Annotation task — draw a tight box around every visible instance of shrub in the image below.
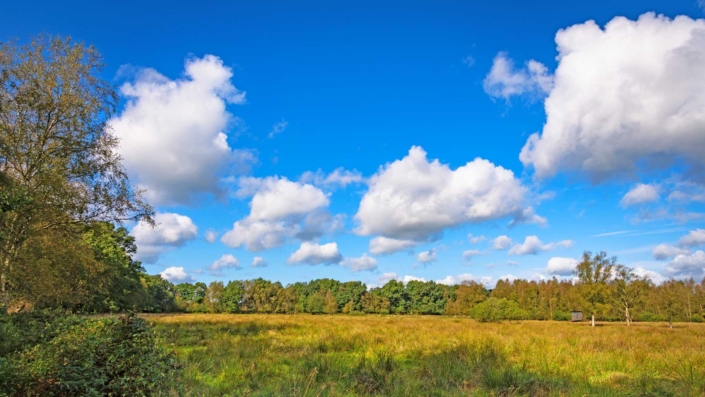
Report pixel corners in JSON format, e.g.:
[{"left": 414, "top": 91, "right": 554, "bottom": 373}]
[
  {"left": 470, "top": 298, "right": 527, "bottom": 322},
  {"left": 691, "top": 314, "right": 704, "bottom": 323},
  {"left": 0, "top": 312, "right": 179, "bottom": 396},
  {"left": 635, "top": 312, "right": 668, "bottom": 323},
  {"left": 553, "top": 311, "right": 571, "bottom": 321}
]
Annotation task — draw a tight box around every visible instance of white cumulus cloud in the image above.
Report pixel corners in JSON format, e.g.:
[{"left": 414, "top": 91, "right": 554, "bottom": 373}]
[
  {"left": 483, "top": 52, "right": 553, "bottom": 101},
  {"left": 207, "top": 254, "right": 240, "bottom": 276},
  {"left": 287, "top": 242, "right": 343, "bottom": 265},
  {"left": 517, "top": 13, "right": 705, "bottom": 182},
  {"left": 546, "top": 257, "right": 579, "bottom": 276},
  {"left": 160, "top": 266, "right": 195, "bottom": 283},
  {"left": 468, "top": 234, "right": 486, "bottom": 244},
  {"left": 678, "top": 229, "right": 705, "bottom": 248},
  {"left": 205, "top": 229, "right": 218, "bottom": 243},
  {"left": 111, "top": 55, "right": 253, "bottom": 205},
  {"left": 436, "top": 274, "right": 493, "bottom": 286},
  {"left": 462, "top": 249, "right": 485, "bottom": 260},
  {"left": 417, "top": 249, "right": 437, "bottom": 263},
  {"left": 251, "top": 257, "right": 269, "bottom": 267},
  {"left": 620, "top": 184, "right": 660, "bottom": 207},
  {"left": 355, "top": 146, "right": 538, "bottom": 243},
  {"left": 652, "top": 244, "right": 690, "bottom": 260},
  {"left": 131, "top": 212, "right": 198, "bottom": 263},
  {"left": 493, "top": 235, "right": 513, "bottom": 250},
  {"left": 509, "top": 236, "right": 573, "bottom": 256},
  {"left": 666, "top": 250, "right": 705, "bottom": 277},
  {"left": 369, "top": 236, "right": 417, "bottom": 256},
  {"left": 341, "top": 254, "right": 378, "bottom": 272},
  {"left": 222, "top": 177, "right": 334, "bottom": 251}
]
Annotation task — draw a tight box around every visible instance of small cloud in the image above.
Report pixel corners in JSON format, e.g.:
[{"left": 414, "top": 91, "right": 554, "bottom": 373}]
[
  {"left": 369, "top": 237, "right": 417, "bottom": 256},
  {"left": 207, "top": 254, "right": 241, "bottom": 276},
  {"left": 287, "top": 242, "right": 343, "bottom": 265},
  {"left": 205, "top": 229, "right": 218, "bottom": 243},
  {"left": 160, "top": 266, "right": 195, "bottom": 283},
  {"left": 652, "top": 244, "right": 690, "bottom": 261},
  {"left": 417, "top": 249, "right": 437, "bottom": 264},
  {"left": 300, "top": 168, "right": 364, "bottom": 189},
  {"left": 341, "top": 254, "right": 378, "bottom": 272},
  {"left": 507, "top": 260, "right": 519, "bottom": 266},
  {"left": 493, "top": 235, "right": 513, "bottom": 250},
  {"left": 268, "top": 120, "right": 288, "bottom": 138},
  {"left": 251, "top": 257, "right": 269, "bottom": 267},
  {"left": 462, "top": 55, "right": 475, "bottom": 67},
  {"left": 509, "top": 236, "right": 573, "bottom": 256},
  {"left": 436, "top": 274, "right": 492, "bottom": 286},
  {"left": 546, "top": 257, "right": 578, "bottom": 276},
  {"left": 462, "top": 249, "right": 485, "bottom": 260},
  {"left": 666, "top": 250, "right": 705, "bottom": 277},
  {"left": 678, "top": 229, "right": 705, "bottom": 248},
  {"left": 620, "top": 183, "right": 660, "bottom": 207},
  {"left": 468, "top": 233, "right": 486, "bottom": 244}
]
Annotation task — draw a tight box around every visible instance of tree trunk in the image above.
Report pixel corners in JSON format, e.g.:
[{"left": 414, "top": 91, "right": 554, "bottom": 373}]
[
  {"left": 625, "top": 306, "right": 631, "bottom": 326},
  {"left": 591, "top": 313, "right": 595, "bottom": 327},
  {"left": 1, "top": 271, "right": 8, "bottom": 314}
]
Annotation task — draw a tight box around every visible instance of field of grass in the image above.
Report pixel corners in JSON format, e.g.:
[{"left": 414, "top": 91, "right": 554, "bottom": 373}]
[{"left": 145, "top": 314, "right": 705, "bottom": 396}]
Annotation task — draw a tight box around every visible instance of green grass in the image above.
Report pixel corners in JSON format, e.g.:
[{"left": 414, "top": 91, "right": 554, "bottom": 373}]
[{"left": 144, "top": 314, "right": 705, "bottom": 396}]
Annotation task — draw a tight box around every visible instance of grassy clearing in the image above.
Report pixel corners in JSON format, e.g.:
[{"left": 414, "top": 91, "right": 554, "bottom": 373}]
[{"left": 145, "top": 314, "right": 705, "bottom": 396}]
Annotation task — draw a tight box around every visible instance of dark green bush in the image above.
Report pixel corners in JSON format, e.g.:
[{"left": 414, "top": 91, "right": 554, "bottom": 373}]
[
  {"left": 635, "top": 312, "right": 668, "bottom": 323},
  {"left": 552, "top": 311, "right": 571, "bottom": 321},
  {"left": 691, "top": 314, "right": 704, "bottom": 323},
  {"left": 0, "top": 312, "right": 179, "bottom": 396}
]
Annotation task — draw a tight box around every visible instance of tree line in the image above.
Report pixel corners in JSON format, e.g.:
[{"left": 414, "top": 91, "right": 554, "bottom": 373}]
[{"left": 149, "top": 251, "right": 704, "bottom": 326}]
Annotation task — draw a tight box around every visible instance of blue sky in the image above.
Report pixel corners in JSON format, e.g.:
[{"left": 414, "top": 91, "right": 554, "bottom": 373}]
[{"left": 3, "top": 0, "right": 705, "bottom": 286}]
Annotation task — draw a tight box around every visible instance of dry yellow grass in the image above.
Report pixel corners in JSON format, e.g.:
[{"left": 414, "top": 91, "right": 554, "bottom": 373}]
[{"left": 144, "top": 314, "right": 705, "bottom": 396}]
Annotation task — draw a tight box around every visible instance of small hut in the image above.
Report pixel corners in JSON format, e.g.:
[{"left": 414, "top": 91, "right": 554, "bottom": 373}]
[{"left": 570, "top": 311, "right": 583, "bottom": 322}]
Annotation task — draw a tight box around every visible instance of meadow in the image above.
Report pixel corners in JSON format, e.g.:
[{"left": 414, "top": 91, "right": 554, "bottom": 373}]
[{"left": 146, "top": 314, "right": 705, "bottom": 396}]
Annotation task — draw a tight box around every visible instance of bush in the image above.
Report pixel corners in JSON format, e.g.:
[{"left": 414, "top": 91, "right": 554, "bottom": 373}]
[
  {"left": 635, "top": 312, "right": 668, "bottom": 323},
  {"left": 470, "top": 298, "right": 527, "bottom": 323},
  {"left": 691, "top": 314, "right": 704, "bottom": 323},
  {"left": 552, "top": 311, "right": 571, "bottom": 321},
  {"left": 0, "top": 312, "right": 179, "bottom": 396}
]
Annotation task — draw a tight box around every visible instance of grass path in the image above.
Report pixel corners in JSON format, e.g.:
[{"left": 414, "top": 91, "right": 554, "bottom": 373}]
[{"left": 144, "top": 314, "right": 705, "bottom": 396}]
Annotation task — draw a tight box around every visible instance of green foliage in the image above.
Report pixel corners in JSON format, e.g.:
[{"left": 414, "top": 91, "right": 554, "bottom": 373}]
[
  {"left": 0, "top": 311, "right": 178, "bottom": 396},
  {"left": 470, "top": 298, "right": 527, "bottom": 322},
  {"left": 141, "top": 275, "right": 178, "bottom": 313},
  {"left": 552, "top": 310, "right": 571, "bottom": 321}
]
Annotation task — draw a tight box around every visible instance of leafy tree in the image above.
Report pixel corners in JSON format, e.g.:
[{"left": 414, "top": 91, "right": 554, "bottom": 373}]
[
  {"left": 405, "top": 280, "right": 448, "bottom": 314},
  {"left": 0, "top": 36, "right": 152, "bottom": 311},
  {"left": 324, "top": 290, "right": 338, "bottom": 314},
  {"left": 307, "top": 291, "right": 325, "bottom": 314},
  {"left": 446, "top": 281, "right": 487, "bottom": 315},
  {"left": 378, "top": 280, "right": 408, "bottom": 314},
  {"left": 222, "top": 280, "right": 244, "bottom": 313},
  {"left": 205, "top": 281, "right": 225, "bottom": 313},
  {"left": 141, "top": 275, "right": 177, "bottom": 313},
  {"left": 612, "top": 265, "right": 650, "bottom": 326},
  {"left": 658, "top": 280, "right": 683, "bottom": 328},
  {"left": 574, "top": 251, "right": 614, "bottom": 326}
]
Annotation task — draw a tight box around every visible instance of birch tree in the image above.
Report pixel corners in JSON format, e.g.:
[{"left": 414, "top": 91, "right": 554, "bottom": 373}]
[{"left": 574, "top": 251, "right": 614, "bottom": 327}]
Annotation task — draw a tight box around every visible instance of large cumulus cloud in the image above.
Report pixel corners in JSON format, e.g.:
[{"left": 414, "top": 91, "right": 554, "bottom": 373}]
[
  {"left": 355, "top": 146, "right": 540, "bottom": 254},
  {"left": 111, "top": 55, "right": 254, "bottom": 205},
  {"left": 510, "top": 13, "right": 705, "bottom": 182}
]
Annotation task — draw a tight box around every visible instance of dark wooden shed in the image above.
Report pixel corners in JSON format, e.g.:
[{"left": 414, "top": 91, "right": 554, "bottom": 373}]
[{"left": 571, "top": 311, "right": 583, "bottom": 322}]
